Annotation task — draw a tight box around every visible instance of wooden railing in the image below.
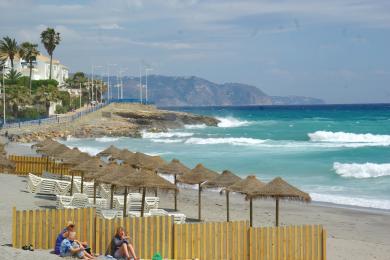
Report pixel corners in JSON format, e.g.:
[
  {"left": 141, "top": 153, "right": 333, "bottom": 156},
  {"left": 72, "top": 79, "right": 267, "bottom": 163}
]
[
  {"left": 12, "top": 207, "right": 327, "bottom": 259},
  {"left": 8, "top": 155, "right": 82, "bottom": 177}
]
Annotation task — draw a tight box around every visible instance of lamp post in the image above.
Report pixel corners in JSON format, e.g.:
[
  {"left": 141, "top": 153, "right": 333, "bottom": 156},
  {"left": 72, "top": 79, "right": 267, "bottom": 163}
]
[
  {"left": 145, "top": 68, "right": 153, "bottom": 104},
  {"left": 91, "top": 65, "right": 103, "bottom": 103},
  {"left": 2, "top": 65, "right": 7, "bottom": 125},
  {"left": 79, "top": 82, "right": 82, "bottom": 108},
  {"left": 139, "top": 66, "right": 142, "bottom": 103},
  {"left": 107, "top": 64, "right": 117, "bottom": 102}
]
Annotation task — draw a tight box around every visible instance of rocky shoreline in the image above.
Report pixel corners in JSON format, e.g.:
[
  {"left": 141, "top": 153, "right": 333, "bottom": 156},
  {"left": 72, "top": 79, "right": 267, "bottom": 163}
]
[{"left": 3, "top": 103, "right": 219, "bottom": 143}]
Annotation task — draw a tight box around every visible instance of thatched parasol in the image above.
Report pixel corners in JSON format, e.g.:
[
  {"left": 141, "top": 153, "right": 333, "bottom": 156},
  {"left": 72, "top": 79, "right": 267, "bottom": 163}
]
[
  {"left": 97, "top": 164, "right": 136, "bottom": 209},
  {"left": 0, "top": 155, "right": 15, "bottom": 173},
  {"left": 123, "top": 152, "right": 166, "bottom": 171},
  {"left": 36, "top": 143, "right": 70, "bottom": 156},
  {"left": 69, "top": 157, "right": 106, "bottom": 195},
  {"left": 227, "top": 175, "right": 265, "bottom": 227},
  {"left": 96, "top": 145, "right": 123, "bottom": 159},
  {"left": 111, "top": 149, "right": 134, "bottom": 161},
  {"left": 158, "top": 158, "right": 191, "bottom": 210},
  {"left": 31, "top": 139, "right": 59, "bottom": 148},
  {"left": 113, "top": 167, "right": 176, "bottom": 217},
  {"left": 249, "top": 177, "right": 311, "bottom": 226},
  {"left": 178, "top": 163, "right": 219, "bottom": 220},
  {"left": 202, "top": 170, "right": 242, "bottom": 221}
]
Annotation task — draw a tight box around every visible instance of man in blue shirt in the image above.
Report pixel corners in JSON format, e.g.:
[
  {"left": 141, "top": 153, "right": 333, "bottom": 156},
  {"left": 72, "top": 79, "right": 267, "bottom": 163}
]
[{"left": 60, "top": 231, "right": 95, "bottom": 259}]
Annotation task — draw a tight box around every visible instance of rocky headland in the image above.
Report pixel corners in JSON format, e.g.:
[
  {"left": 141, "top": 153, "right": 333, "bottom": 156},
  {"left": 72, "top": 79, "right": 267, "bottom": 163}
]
[{"left": 2, "top": 103, "right": 219, "bottom": 143}]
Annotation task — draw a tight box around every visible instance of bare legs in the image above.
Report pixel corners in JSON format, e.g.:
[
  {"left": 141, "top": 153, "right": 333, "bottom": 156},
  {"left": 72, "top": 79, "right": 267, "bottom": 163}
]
[{"left": 118, "top": 243, "right": 138, "bottom": 260}]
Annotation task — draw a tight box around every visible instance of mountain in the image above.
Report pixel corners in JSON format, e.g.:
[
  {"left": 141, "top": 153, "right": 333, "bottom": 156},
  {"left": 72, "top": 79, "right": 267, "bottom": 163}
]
[{"left": 113, "top": 75, "right": 324, "bottom": 106}]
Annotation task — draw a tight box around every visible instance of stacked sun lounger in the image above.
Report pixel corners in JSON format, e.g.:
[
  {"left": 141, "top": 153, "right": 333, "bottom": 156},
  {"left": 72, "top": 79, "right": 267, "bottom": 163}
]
[
  {"left": 148, "top": 209, "right": 186, "bottom": 224},
  {"left": 56, "top": 193, "right": 98, "bottom": 209},
  {"left": 27, "top": 173, "right": 71, "bottom": 195}
]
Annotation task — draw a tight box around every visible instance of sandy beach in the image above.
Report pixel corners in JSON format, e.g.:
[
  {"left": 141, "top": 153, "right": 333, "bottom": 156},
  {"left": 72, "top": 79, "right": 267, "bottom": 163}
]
[{"left": 1, "top": 142, "right": 390, "bottom": 259}]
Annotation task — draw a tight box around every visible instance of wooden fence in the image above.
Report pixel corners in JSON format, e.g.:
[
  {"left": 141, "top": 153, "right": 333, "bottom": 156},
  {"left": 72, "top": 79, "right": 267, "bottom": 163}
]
[
  {"left": 12, "top": 207, "right": 95, "bottom": 250},
  {"left": 174, "top": 220, "right": 249, "bottom": 260},
  {"left": 249, "top": 225, "right": 326, "bottom": 260},
  {"left": 95, "top": 215, "right": 174, "bottom": 258},
  {"left": 8, "top": 155, "right": 78, "bottom": 176},
  {"left": 12, "top": 207, "right": 327, "bottom": 259}
]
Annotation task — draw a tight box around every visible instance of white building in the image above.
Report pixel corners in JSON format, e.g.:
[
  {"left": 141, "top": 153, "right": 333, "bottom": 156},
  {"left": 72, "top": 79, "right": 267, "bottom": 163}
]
[{"left": 4, "top": 54, "right": 69, "bottom": 86}]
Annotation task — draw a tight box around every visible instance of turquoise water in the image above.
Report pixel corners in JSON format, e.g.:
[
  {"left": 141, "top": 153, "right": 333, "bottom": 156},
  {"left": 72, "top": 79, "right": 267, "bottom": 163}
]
[{"left": 63, "top": 104, "right": 390, "bottom": 210}]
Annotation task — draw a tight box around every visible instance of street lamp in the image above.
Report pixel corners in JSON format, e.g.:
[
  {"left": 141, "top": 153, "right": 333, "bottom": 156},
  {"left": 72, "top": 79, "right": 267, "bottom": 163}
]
[
  {"left": 145, "top": 68, "right": 153, "bottom": 104},
  {"left": 139, "top": 66, "right": 142, "bottom": 103},
  {"left": 107, "top": 64, "right": 117, "bottom": 102},
  {"left": 91, "top": 65, "right": 103, "bottom": 103},
  {"left": 1, "top": 65, "right": 8, "bottom": 125}
]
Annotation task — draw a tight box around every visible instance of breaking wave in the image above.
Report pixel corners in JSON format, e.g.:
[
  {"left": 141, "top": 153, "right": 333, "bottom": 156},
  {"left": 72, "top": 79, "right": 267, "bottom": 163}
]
[
  {"left": 95, "top": 137, "right": 120, "bottom": 142},
  {"left": 184, "top": 124, "right": 207, "bottom": 129},
  {"left": 216, "top": 117, "right": 251, "bottom": 128},
  {"left": 185, "top": 137, "right": 267, "bottom": 146},
  {"left": 142, "top": 131, "right": 193, "bottom": 139},
  {"left": 333, "top": 162, "right": 390, "bottom": 178},
  {"left": 308, "top": 131, "right": 390, "bottom": 145}
]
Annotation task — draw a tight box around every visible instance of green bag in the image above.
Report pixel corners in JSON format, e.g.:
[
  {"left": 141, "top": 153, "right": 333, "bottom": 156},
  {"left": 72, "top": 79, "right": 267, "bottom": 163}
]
[{"left": 152, "top": 252, "right": 162, "bottom": 260}]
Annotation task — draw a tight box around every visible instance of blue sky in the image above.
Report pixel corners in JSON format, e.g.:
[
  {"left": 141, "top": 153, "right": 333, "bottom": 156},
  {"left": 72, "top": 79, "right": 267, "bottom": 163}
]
[{"left": 1, "top": 0, "right": 390, "bottom": 103}]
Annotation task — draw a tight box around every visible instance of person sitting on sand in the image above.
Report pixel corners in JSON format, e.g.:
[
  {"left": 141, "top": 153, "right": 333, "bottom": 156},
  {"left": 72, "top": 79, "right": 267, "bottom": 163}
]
[
  {"left": 55, "top": 221, "right": 92, "bottom": 255},
  {"left": 60, "top": 231, "right": 95, "bottom": 259},
  {"left": 109, "top": 227, "right": 138, "bottom": 260}
]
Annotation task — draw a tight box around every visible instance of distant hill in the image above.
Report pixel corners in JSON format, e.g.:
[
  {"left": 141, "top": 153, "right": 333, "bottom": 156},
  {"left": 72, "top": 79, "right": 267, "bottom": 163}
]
[{"left": 113, "top": 75, "right": 324, "bottom": 106}]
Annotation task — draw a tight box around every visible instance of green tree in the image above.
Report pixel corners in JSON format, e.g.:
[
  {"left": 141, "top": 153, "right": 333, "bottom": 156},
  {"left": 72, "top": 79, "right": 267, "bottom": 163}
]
[
  {"left": 5, "top": 69, "right": 23, "bottom": 84},
  {"left": 40, "top": 28, "right": 61, "bottom": 80},
  {"left": 0, "top": 37, "right": 19, "bottom": 69},
  {"left": 34, "top": 85, "right": 60, "bottom": 116},
  {"left": 5, "top": 85, "right": 31, "bottom": 118},
  {"left": 19, "top": 42, "right": 40, "bottom": 94}
]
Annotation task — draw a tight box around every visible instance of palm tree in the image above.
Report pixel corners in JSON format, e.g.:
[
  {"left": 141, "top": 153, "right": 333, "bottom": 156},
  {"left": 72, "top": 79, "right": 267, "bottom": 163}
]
[
  {"left": 6, "top": 85, "right": 31, "bottom": 118},
  {"left": 5, "top": 69, "right": 22, "bottom": 83},
  {"left": 19, "top": 42, "right": 40, "bottom": 94},
  {"left": 34, "top": 85, "right": 60, "bottom": 116},
  {"left": 40, "top": 28, "right": 61, "bottom": 80},
  {"left": 0, "top": 37, "right": 19, "bottom": 69}
]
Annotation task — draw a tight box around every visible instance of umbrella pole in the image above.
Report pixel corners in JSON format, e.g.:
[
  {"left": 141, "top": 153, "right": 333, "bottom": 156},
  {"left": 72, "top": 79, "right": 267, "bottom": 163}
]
[
  {"left": 154, "top": 188, "right": 158, "bottom": 197},
  {"left": 93, "top": 181, "right": 97, "bottom": 205},
  {"left": 110, "top": 184, "right": 115, "bottom": 209},
  {"left": 81, "top": 172, "right": 84, "bottom": 194},
  {"left": 198, "top": 184, "right": 202, "bottom": 221},
  {"left": 45, "top": 156, "right": 49, "bottom": 172},
  {"left": 250, "top": 197, "right": 253, "bottom": 227},
  {"left": 123, "top": 187, "right": 128, "bottom": 218},
  {"left": 276, "top": 198, "right": 279, "bottom": 227},
  {"left": 141, "top": 187, "right": 146, "bottom": 217},
  {"left": 174, "top": 175, "right": 177, "bottom": 211},
  {"left": 70, "top": 171, "right": 74, "bottom": 195},
  {"left": 226, "top": 190, "right": 230, "bottom": 222}
]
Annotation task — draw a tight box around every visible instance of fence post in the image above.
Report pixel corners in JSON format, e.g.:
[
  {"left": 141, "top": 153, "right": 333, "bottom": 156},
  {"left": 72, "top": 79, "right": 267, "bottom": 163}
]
[{"left": 322, "top": 229, "right": 327, "bottom": 260}]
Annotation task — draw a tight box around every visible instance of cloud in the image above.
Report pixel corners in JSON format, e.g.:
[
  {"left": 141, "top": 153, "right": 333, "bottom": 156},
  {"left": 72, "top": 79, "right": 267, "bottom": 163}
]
[{"left": 97, "top": 23, "right": 124, "bottom": 30}]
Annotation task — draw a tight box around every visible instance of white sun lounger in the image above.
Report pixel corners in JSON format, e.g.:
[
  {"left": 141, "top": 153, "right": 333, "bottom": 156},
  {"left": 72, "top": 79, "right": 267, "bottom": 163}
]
[
  {"left": 27, "top": 173, "right": 42, "bottom": 193},
  {"left": 148, "top": 209, "right": 186, "bottom": 224}
]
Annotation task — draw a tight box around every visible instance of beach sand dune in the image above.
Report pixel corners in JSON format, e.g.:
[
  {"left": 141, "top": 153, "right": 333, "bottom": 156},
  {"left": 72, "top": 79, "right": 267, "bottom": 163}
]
[{"left": 0, "top": 174, "right": 389, "bottom": 259}]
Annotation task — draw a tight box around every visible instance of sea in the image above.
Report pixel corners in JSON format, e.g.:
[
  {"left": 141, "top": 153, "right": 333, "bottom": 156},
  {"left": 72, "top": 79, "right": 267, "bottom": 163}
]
[{"left": 62, "top": 104, "right": 390, "bottom": 211}]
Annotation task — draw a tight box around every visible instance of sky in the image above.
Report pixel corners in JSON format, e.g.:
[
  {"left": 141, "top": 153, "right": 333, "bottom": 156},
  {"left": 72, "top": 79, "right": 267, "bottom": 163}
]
[{"left": 1, "top": 0, "right": 390, "bottom": 103}]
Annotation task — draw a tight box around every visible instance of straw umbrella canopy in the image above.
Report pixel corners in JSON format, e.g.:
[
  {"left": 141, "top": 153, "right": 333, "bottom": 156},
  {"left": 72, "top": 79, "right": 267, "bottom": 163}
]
[
  {"left": 178, "top": 163, "right": 219, "bottom": 220},
  {"left": 31, "top": 139, "right": 59, "bottom": 148},
  {"left": 36, "top": 143, "right": 69, "bottom": 156},
  {"left": 249, "top": 177, "right": 311, "bottom": 226},
  {"left": 54, "top": 148, "right": 91, "bottom": 186},
  {"left": 123, "top": 152, "right": 166, "bottom": 171},
  {"left": 112, "top": 167, "right": 177, "bottom": 217},
  {"left": 158, "top": 159, "right": 191, "bottom": 210},
  {"left": 227, "top": 175, "right": 266, "bottom": 227},
  {"left": 0, "top": 155, "right": 15, "bottom": 173},
  {"left": 69, "top": 157, "right": 106, "bottom": 195},
  {"left": 112, "top": 149, "right": 134, "bottom": 161},
  {"left": 202, "top": 170, "right": 242, "bottom": 221},
  {"left": 96, "top": 145, "right": 123, "bottom": 159}
]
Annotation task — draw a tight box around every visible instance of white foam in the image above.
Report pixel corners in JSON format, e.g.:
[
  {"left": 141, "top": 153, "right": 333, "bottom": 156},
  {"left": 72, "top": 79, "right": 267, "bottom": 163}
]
[
  {"left": 185, "top": 137, "right": 267, "bottom": 146},
  {"left": 95, "top": 137, "right": 120, "bottom": 142},
  {"left": 333, "top": 162, "right": 390, "bottom": 178},
  {"left": 185, "top": 124, "right": 207, "bottom": 129},
  {"left": 308, "top": 131, "right": 390, "bottom": 145},
  {"left": 150, "top": 139, "right": 183, "bottom": 143},
  {"left": 311, "top": 193, "right": 390, "bottom": 210},
  {"left": 216, "top": 117, "right": 251, "bottom": 128},
  {"left": 142, "top": 131, "right": 193, "bottom": 139}
]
